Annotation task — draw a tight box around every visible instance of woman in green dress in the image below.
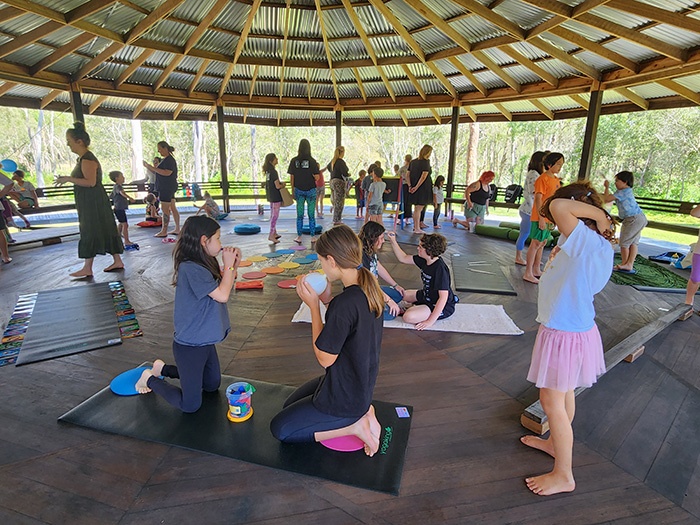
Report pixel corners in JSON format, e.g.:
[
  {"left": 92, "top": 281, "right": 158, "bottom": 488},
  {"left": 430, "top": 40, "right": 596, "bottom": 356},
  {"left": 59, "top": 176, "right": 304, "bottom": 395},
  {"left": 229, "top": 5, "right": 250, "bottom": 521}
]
[{"left": 56, "top": 122, "right": 124, "bottom": 278}]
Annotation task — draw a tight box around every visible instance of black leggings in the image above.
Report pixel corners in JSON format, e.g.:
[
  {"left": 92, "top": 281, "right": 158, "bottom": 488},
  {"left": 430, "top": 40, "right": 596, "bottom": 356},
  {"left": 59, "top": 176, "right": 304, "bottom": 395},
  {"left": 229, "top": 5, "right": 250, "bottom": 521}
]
[{"left": 269, "top": 377, "right": 360, "bottom": 443}]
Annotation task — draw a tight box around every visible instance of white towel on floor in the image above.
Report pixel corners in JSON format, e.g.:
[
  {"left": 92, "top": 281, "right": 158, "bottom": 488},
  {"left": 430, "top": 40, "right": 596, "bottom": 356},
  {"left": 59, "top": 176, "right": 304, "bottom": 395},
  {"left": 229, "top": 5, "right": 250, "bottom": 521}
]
[{"left": 291, "top": 302, "right": 523, "bottom": 335}]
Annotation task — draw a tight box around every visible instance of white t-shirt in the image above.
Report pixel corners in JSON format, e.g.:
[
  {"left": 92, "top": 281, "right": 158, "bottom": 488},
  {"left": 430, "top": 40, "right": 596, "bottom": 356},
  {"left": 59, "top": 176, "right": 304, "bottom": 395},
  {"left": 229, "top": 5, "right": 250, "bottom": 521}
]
[
  {"left": 368, "top": 180, "right": 386, "bottom": 207},
  {"left": 519, "top": 169, "right": 539, "bottom": 215},
  {"left": 537, "top": 220, "right": 613, "bottom": 332},
  {"left": 433, "top": 185, "right": 444, "bottom": 204}
]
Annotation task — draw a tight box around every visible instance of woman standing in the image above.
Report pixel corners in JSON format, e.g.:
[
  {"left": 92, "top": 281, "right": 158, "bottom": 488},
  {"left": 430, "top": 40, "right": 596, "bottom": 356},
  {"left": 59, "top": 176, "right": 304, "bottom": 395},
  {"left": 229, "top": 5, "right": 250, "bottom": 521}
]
[
  {"left": 328, "top": 146, "right": 349, "bottom": 225},
  {"left": 264, "top": 153, "right": 285, "bottom": 244},
  {"left": 56, "top": 122, "right": 123, "bottom": 277},
  {"left": 288, "top": 139, "right": 321, "bottom": 243},
  {"left": 143, "top": 141, "right": 180, "bottom": 237},
  {"left": 408, "top": 145, "right": 433, "bottom": 234},
  {"left": 515, "top": 151, "right": 547, "bottom": 266}
]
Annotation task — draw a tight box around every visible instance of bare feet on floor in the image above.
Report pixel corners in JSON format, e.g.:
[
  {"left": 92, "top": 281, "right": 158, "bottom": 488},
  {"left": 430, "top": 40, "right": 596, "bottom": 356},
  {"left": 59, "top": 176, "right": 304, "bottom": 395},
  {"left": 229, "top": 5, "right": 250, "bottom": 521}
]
[
  {"left": 515, "top": 258, "right": 526, "bottom": 266},
  {"left": 268, "top": 236, "right": 280, "bottom": 244},
  {"left": 520, "top": 435, "right": 555, "bottom": 457},
  {"left": 525, "top": 471, "right": 575, "bottom": 496},
  {"left": 69, "top": 268, "right": 93, "bottom": 278},
  {"left": 151, "top": 359, "right": 165, "bottom": 377},
  {"left": 294, "top": 236, "right": 302, "bottom": 244},
  {"left": 412, "top": 229, "right": 425, "bottom": 234},
  {"left": 523, "top": 274, "right": 539, "bottom": 284},
  {"left": 154, "top": 232, "right": 167, "bottom": 238},
  {"left": 103, "top": 262, "right": 125, "bottom": 272},
  {"left": 135, "top": 369, "right": 153, "bottom": 394}
]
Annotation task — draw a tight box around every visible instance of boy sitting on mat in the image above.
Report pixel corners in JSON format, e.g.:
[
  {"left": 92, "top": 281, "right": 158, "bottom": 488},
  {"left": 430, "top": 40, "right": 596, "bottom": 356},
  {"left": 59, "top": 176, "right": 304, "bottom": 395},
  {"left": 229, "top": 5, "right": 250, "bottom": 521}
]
[{"left": 385, "top": 231, "right": 457, "bottom": 330}]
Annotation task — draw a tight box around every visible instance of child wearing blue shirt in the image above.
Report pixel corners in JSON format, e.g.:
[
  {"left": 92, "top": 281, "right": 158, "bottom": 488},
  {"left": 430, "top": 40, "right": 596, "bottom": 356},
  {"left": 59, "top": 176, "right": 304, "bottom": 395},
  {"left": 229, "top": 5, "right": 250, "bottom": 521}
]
[
  {"left": 136, "top": 216, "right": 242, "bottom": 413},
  {"left": 603, "top": 171, "right": 647, "bottom": 273}
]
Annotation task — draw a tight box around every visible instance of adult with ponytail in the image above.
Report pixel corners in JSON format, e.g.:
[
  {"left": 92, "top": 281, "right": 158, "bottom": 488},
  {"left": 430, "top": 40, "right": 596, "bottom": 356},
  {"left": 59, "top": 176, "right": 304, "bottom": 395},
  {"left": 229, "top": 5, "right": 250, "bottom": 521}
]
[
  {"left": 327, "top": 146, "right": 349, "bottom": 224},
  {"left": 270, "top": 224, "right": 384, "bottom": 456},
  {"left": 56, "top": 122, "right": 124, "bottom": 277},
  {"left": 143, "top": 141, "right": 180, "bottom": 237}
]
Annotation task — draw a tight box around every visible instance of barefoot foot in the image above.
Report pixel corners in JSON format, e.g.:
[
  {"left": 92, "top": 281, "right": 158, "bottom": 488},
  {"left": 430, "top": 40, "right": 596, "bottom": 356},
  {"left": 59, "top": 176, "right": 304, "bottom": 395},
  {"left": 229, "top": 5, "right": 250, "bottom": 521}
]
[
  {"left": 103, "top": 263, "right": 125, "bottom": 272},
  {"left": 520, "top": 435, "right": 555, "bottom": 457},
  {"left": 525, "top": 471, "right": 575, "bottom": 496},
  {"left": 135, "top": 369, "right": 153, "bottom": 394},
  {"left": 355, "top": 415, "right": 380, "bottom": 457},
  {"left": 69, "top": 268, "right": 93, "bottom": 278},
  {"left": 151, "top": 359, "right": 165, "bottom": 377},
  {"left": 367, "top": 405, "right": 381, "bottom": 442},
  {"left": 523, "top": 274, "right": 539, "bottom": 284},
  {"left": 293, "top": 236, "right": 302, "bottom": 244},
  {"left": 515, "top": 258, "right": 526, "bottom": 266}
]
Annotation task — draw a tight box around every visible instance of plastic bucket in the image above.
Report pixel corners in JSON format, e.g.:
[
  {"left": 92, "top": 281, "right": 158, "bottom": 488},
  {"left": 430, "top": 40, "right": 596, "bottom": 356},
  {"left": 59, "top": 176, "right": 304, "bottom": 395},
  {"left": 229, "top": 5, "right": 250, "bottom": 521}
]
[{"left": 226, "top": 382, "right": 255, "bottom": 422}]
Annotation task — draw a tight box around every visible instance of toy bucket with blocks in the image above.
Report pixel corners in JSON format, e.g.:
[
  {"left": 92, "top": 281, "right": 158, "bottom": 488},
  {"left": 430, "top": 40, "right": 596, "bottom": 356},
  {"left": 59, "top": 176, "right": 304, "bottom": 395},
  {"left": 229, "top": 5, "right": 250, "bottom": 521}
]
[{"left": 226, "top": 382, "right": 255, "bottom": 422}]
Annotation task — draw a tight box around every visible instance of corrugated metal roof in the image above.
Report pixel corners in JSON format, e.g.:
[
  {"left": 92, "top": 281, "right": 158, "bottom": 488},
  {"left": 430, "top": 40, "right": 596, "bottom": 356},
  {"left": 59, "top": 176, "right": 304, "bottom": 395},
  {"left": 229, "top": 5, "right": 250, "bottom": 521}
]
[
  {"left": 494, "top": 0, "right": 549, "bottom": 31},
  {"left": 643, "top": 24, "right": 700, "bottom": 49},
  {"left": 604, "top": 39, "right": 658, "bottom": 62},
  {"left": 590, "top": 5, "right": 649, "bottom": 29},
  {"left": 412, "top": 28, "right": 458, "bottom": 56},
  {"left": 83, "top": 3, "right": 143, "bottom": 35},
  {"left": 672, "top": 74, "right": 700, "bottom": 92},
  {"left": 630, "top": 83, "right": 676, "bottom": 100}
]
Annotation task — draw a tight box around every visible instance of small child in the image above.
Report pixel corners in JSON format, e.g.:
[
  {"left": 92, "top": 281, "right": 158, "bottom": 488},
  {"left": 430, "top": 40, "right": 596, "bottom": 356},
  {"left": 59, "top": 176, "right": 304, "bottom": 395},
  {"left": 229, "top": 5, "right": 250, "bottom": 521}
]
[
  {"left": 521, "top": 182, "right": 615, "bottom": 496},
  {"left": 270, "top": 224, "right": 383, "bottom": 455},
  {"left": 603, "top": 171, "right": 648, "bottom": 273},
  {"left": 385, "top": 231, "right": 457, "bottom": 329},
  {"left": 136, "top": 216, "right": 242, "bottom": 413},
  {"left": 144, "top": 193, "right": 161, "bottom": 223},
  {"left": 109, "top": 171, "right": 136, "bottom": 249},
  {"left": 359, "top": 221, "right": 405, "bottom": 320},
  {"left": 354, "top": 170, "right": 366, "bottom": 219},
  {"left": 196, "top": 191, "right": 228, "bottom": 221},
  {"left": 366, "top": 167, "right": 386, "bottom": 223},
  {"left": 686, "top": 204, "right": 700, "bottom": 307},
  {"left": 433, "top": 175, "right": 445, "bottom": 229}
]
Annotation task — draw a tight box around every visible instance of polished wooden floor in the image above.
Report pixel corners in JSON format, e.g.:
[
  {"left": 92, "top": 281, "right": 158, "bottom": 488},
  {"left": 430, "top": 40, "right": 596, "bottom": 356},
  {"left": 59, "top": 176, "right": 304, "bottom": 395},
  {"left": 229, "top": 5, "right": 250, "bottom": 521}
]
[{"left": 1, "top": 208, "right": 699, "bottom": 524}]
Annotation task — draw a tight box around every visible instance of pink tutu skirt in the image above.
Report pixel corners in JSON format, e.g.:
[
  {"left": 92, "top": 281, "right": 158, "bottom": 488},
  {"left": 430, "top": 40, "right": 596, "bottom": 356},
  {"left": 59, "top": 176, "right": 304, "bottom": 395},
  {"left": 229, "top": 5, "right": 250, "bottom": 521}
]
[{"left": 527, "top": 324, "right": 605, "bottom": 392}]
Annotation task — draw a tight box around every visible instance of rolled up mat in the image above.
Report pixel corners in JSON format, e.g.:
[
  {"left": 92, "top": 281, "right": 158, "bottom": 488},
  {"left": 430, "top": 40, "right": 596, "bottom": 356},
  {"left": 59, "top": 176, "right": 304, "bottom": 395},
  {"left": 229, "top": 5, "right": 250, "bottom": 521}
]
[
  {"left": 498, "top": 221, "right": 521, "bottom": 230},
  {"left": 474, "top": 225, "right": 511, "bottom": 239}
]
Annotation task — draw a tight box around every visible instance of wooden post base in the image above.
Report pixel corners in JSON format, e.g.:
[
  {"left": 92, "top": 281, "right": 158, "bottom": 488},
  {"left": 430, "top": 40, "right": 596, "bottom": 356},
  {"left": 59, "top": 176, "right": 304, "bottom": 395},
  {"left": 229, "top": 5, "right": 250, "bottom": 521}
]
[
  {"left": 623, "top": 345, "right": 645, "bottom": 363},
  {"left": 41, "top": 237, "right": 62, "bottom": 246},
  {"left": 521, "top": 414, "right": 549, "bottom": 436},
  {"left": 679, "top": 309, "right": 694, "bottom": 321}
]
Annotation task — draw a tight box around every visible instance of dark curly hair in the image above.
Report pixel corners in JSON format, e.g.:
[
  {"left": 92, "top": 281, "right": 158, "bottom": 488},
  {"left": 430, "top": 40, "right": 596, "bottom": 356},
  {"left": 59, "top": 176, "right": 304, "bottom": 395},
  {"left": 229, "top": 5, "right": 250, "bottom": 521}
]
[
  {"left": 359, "top": 221, "right": 385, "bottom": 256},
  {"left": 419, "top": 233, "right": 447, "bottom": 258}
]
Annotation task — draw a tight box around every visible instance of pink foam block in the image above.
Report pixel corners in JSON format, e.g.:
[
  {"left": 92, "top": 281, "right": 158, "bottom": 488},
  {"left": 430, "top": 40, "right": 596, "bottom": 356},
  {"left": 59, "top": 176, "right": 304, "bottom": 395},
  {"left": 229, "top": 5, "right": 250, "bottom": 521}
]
[{"left": 320, "top": 435, "right": 365, "bottom": 452}]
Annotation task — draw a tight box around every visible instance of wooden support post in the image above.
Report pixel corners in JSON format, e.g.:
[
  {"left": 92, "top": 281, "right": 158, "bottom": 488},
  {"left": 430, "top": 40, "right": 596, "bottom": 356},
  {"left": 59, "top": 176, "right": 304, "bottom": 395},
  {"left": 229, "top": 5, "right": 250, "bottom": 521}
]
[
  {"left": 521, "top": 303, "right": 692, "bottom": 435},
  {"left": 335, "top": 110, "right": 342, "bottom": 148},
  {"left": 69, "top": 87, "right": 84, "bottom": 123},
  {"left": 679, "top": 309, "right": 695, "bottom": 321},
  {"left": 215, "top": 104, "right": 230, "bottom": 213},
  {"left": 577, "top": 89, "right": 603, "bottom": 181},
  {"left": 623, "top": 345, "right": 645, "bottom": 363},
  {"left": 446, "top": 104, "right": 460, "bottom": 206}
]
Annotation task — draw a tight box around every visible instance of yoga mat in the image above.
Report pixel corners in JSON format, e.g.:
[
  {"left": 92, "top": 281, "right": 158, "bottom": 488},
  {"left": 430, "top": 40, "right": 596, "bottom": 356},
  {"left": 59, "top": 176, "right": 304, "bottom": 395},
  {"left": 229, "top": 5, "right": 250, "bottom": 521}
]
[
  {"left": 59, "top": 372, "right": 413, "bottom": 495},
  {"left": 15, "top": 283, "right": 124, "bottom": 366},
  {"left": 451, "top": 254, "right": 517, "bottom": 296},
  {"left": 293, "top": 303, "right": 523, "bottom": 335},
  {"left": 609, "top": 254, "right": 689, "bottom": 289},
  {"left": 632, "top": 285, "right": 699, "bottom": 295}
]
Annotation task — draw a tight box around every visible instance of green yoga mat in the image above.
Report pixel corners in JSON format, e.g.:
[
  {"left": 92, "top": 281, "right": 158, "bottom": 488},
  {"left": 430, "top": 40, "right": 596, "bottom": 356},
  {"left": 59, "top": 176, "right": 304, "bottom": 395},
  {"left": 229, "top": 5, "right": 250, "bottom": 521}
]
[
  {"left": 610, "top": 254, "right": 689, "bottom": 289},
  {"left": 59, "top": 372, "right": 413, "bottom": 495},
  {"left": 475, "top": 225, "right": 559, "bottom": 246}
]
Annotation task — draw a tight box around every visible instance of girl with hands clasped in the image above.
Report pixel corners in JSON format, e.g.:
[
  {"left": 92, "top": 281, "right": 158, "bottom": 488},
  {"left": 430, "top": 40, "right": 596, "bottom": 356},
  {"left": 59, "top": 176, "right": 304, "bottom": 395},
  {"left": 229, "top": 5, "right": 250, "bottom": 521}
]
[
  {"left": 136, "top": 216, "right": 242, "bottom": 413},
  {"left": 270, "top": 225, "right": 384, "bottom": 456},
  {"left": 385, "top": 231, "right": 457, "bottom": 330},
  {"left": 521, "top": 182, "right": 616, "bottom": 497},
  {"left": 359, "top": 221, "right": 405, "bottom": 320}
]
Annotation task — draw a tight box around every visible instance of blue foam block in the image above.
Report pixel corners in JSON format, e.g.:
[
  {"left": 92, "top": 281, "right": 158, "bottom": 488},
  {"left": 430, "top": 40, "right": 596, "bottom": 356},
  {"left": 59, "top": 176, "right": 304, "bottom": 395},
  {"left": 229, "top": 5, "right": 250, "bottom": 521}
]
[
  {"left": 301, "top": 225, "right": 323, "bottom": 234},
  {"left": 234, "top": 224, "right": 261, "bottom": 235}
]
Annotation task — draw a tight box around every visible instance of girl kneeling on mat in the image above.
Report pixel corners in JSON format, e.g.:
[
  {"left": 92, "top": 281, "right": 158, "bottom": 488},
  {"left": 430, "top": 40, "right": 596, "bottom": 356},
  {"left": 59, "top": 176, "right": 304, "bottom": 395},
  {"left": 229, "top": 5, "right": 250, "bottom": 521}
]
[
  {"left": 521, "top": 182, "right": 616, "bottom": 496},
  {"left": 270, "top": 224, "right": 383, "bottom": 456},
  {"left": 385, "top": 231, "right": 457, "bottom": 330},
  {"left": 136, "top": 216, "right": 242, "bottom": 413}
]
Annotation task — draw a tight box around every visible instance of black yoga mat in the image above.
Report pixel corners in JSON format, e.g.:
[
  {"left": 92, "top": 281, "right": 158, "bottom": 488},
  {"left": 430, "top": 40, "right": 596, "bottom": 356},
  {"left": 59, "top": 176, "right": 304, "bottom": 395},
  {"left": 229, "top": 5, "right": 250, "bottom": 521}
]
[
  {"left": 451, "top": 253, "right": 517, "bottom": 296},
  {"left": 15, "top": 283, "right": 122, "bottom": 366},
  {"left": 632, "top": 285, "right": 699, "bottom": 295},
  {"left": 59, "top": 372, "right": 413, "bottom": 495}
]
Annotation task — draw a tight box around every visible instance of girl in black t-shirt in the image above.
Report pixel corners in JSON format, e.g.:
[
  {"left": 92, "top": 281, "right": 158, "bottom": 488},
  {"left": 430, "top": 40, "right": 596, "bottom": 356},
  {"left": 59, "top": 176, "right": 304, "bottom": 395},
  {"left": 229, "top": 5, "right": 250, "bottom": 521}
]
[
  {"left": 386, "top": 232, "right": 457, "bottom": 329},
  {"left": 143, "top": 141, "right": 180, "bottom": 238},
  {"left": 263, "top": 153, "right": 285, "bottom": 244},
  {"left": 270, "top": 225, "right": 384, "bottom": 456},
  {"left": 287, "top": 139, "right": 321, "bottom": 243}
]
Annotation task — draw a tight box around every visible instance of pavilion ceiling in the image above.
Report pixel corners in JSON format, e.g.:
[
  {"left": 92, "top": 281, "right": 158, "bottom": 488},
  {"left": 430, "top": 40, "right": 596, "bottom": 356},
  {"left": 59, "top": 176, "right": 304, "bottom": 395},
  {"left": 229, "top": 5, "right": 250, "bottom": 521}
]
[{"left": 0, "top": 0, "right": 698, "bottom": 126}]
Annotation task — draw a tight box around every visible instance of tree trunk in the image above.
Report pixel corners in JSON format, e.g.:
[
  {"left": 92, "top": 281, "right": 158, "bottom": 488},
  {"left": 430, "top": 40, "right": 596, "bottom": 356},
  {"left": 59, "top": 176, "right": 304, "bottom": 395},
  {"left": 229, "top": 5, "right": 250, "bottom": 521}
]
[
  {"left": 33, "top": 110, "right": 44, "bottom": 187},
  {"left": 466, "top": 122, "right": 479, "bottom": 184},
  {"left": 49, "top": 112, "right": 56, "bottom": 180},
  {"left": 131, "top": 119, "right": 144, "bottom": 181},
  {"left": 193, "top": 121, "right": 203, "bottom": 182},
  {"left": 250, "top": 125, "right": 259, "bottom": 200}
]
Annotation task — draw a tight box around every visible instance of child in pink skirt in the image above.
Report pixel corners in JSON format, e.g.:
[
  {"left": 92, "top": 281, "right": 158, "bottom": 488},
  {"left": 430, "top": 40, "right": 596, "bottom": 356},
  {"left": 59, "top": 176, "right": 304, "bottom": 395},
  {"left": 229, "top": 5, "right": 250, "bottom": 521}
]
[
  {"left": 686, "top": 204, "right": 700, "bottom": 307},
  {"left": 521, "top": 182, "right": 616, "bottom": 496}
]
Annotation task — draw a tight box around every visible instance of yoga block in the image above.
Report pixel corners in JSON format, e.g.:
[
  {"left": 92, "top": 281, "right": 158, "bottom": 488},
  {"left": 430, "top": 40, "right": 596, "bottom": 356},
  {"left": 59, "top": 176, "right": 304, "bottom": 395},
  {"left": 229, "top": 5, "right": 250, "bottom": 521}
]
[
  {"left": 301, "top": 224, "right": 323, "bottom": 234},
  {"left": 623, "top": 346, "right": 645, "bottom": 363},
  {"left": 42, "top": 237, "right": 62, "bottom": 246},
  {"left": 520, "top": 414, "right": 549, "bottom": 436}
]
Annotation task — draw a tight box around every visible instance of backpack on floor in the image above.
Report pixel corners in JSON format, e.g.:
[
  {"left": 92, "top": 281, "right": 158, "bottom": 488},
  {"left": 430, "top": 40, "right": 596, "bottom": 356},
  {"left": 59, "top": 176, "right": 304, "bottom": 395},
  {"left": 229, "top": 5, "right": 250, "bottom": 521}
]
[{"left": 504, "top": 184, "right": 523, "bottom": 203}]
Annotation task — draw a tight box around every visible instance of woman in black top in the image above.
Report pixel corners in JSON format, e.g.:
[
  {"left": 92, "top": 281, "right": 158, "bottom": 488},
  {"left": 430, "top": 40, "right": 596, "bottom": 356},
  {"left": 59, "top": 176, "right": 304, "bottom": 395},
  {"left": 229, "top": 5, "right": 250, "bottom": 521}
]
[
  {"left": 264, "top": 153, "right": 285, "bottom": 244},
  {"left": 408, "top": 144, "right": 433, "bottom": 234},
  {"left": 327, "top": 146, "right": 349, "bottom": 225},
  {"left": 270, "top": 225, "right": 384, "bottom": 456},
  {"left": 143, "top": 141, "right": 180, "bottom": 237},
  {"left": 287, "top": 139, "right": 321, "bottom": 243}
]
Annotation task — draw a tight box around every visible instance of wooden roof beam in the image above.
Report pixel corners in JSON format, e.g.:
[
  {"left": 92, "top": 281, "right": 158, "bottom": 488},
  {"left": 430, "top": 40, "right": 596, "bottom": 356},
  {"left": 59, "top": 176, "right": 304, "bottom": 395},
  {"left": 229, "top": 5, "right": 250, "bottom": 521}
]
[
  {"left": 0, "top": 81, "right": 18, "bottom": 96},
  {"left": 341, "top": 0, "right": 378, "bottom": 66},
  {"left": 569, "top": 93, "right": 589, "bottom": 109},
  {"left": 426, "top": 62, "right": 458, "bottom": 98},
  {"left": 74, "top": 41, "right": 124, "bottom": 81},
  {"left": 125, "top": 0, "right": 187, "bottom": 45},
  {"left": 530, "top": 36, "right": 601, "bottom": 80},
  {"left": 183, "top": 0, "right": 229, "bottom": 55},
  {"left": 30, "top": 33, "right": 95, "bottom": 75},
  {"left": 173, "top": 102, "right": 184, "bottom": 119},
  {"left": 498, "top": 45, "right": 558, "bottom": 87},
  {"left": 614, "top": 87, "right": 648, "bottom": 109},
  {"left": 209, "top": 105, "right": 216, "bottom": 121},
  {"left": 447, "top": 57, "right": 488, "bottom": 95},
  {"left": 314, "top": 0, "right": 340, "bottom": 103},
  {"left": 376, "top": 65, "right": 396, "bottom": 102},
  {"left": 464, "top": 105, "right": 477, "bottom": 121},
  {"left": 114, "top": 49, "right": 154, "bottom": 88},
  {"left": 249, "top": 64, "right": 260, "bottom": 100},
  {"left": 367, "top": 109, "right": 375, "bottom": 126},
  {"left": 243, "top": 108, "right": 248, "bottom": 123},
  {"left": 494, "top": 102, "right": 512, "bottom": 120},
  {"left": 403, "top": 0, "right": 472, "bottom": 53},
  {"left": 530, "top": 99, "right": 553, "bottom": 119},
  {"left": 472, "top": 50, "right": 522, "bottom": 93},
  {"left": 217, "top": 0, "right": 262, "bottom": 99},
  {"left": 279, "top": 0, "right": 292, "bottom": 101},
  {"left": 352, "top": 67, "right": 367, "bottom": 102},
  {"left": 656, "top": 78, "right": 700, "bottom": 104},
  {"left": 187, "top": 58, "right": 210, "bottom": 97},
  {"left": 401, "top": 64, "right": 427, "bottom": 100},
  {"left": 0, "top": 21, "right": 63, "bottom": 60},
  {"left": 449, "top": 0, "right": 526, "bottom": 40},
  {"left": 398, "top": 108, "right": 408, "bottom": 126},
  {"left": 548, "top": 26, "right": 638, "bottom": 72},
  {"left": 606, "top": 0, "right": 700, "bottom": 36},
  {"left": 572, "top": 0, "right": 612, "bottom": 18},
  {"left": 65, "top": 0, "right": 117, "bottom": 24},
  {"left": 367, "top": 0, "right": 425, "bottom": 63},
  {"left": 0, "top": 6, "right": 26, "bottom": 24},
  {"left": 153, "top": 54, "right": 184, "bottom": 92},
  {"left": 88, "top": 94, "right": 108, "bottom": 114},
  {"left": 306, "top": 67, "right": 312, "bottom": 103},
  {"left": 40, "top": 89, "right": 62, "bottom": 109},
  {"left": 429, "top": 107, "right": 442, "bottom": 124}
]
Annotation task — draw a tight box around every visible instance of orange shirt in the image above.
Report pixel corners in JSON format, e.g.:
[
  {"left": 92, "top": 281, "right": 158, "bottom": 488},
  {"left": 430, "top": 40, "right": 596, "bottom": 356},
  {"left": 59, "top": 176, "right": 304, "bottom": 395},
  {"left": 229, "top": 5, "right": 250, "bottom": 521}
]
[{"left": 531, "top": 173, "right": 560, "bottom": 222}]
